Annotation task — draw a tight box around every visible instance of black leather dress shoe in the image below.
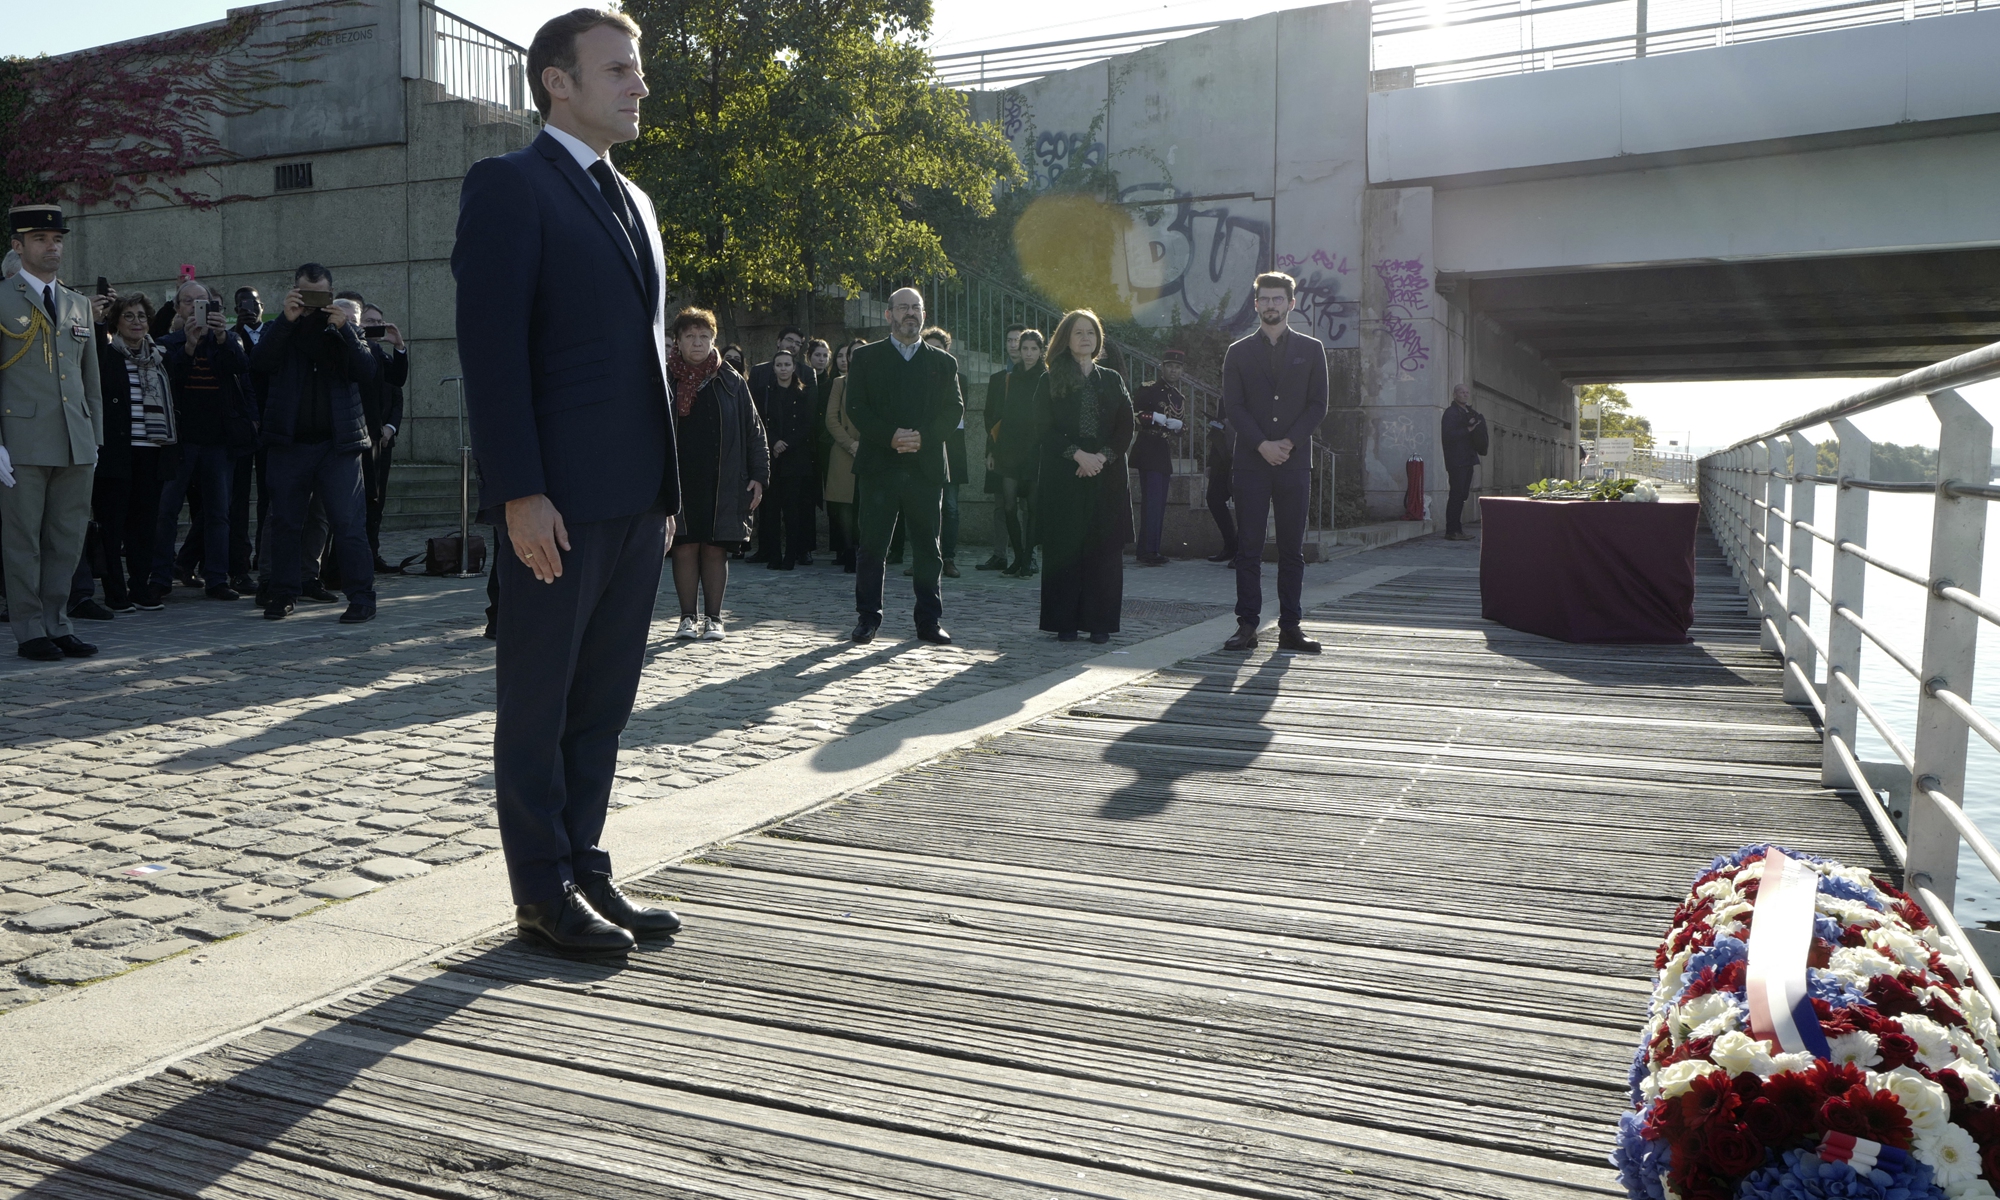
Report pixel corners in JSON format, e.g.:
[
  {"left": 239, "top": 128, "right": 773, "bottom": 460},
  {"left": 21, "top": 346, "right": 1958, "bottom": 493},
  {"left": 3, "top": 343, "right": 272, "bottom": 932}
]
[
  {"left": 1207, "top": 550, "right": 1236, "bottom": 563},
  {"left": 516, "top": 883, "right": 635, "bottom": 959},
  {"left": 916, "top": 626, "right": 952, "bottom": 645},
  {"left": 1278, "top": 626, "right": 1323, "bottom": 654},
  {"left": 17, "top": 637, "right": 62, "bottom": 662},
  {"left": 851, "top": 619, "right": 880, "bottom": 644},
  {"left": 580, "top": 872, "right": 681, "bottom": 937},
  {"left": 1223, "top": 622, "right": 1259, "bottom": 652},
  {"left": 975, "top": 554, "right": 1009, "bottom": 571},
  {"left": 302, "top": 583, "right": 339, "bottom": 603},
  {"left": 68, "top": 599, "right": 115, "bottom": 621},
  {"left": 52, "top": 635, "right": 97, "bottom": 658}
]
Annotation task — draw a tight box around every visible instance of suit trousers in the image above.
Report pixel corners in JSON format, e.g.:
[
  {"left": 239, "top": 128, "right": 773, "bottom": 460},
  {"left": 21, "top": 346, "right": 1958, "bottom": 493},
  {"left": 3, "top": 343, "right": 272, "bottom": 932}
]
[
  {"left": 91, "top": 447, "right": 164, "bottom": 607},
  {"left": 366, "top": 440, "right": 394, "bottom": 554},
  {"left": 0, "top": 463, "right": 94, "bottom": 644},
  {"left": 493, "top": 506, "right": 666, "bottom": 904},
  {"left": 265, "top": 442, "right": 374, "bottom": 604},
  {"left": 854, "top": 467, "right": 943, "bottom": 628},
  {"left": 1138, "top": 470, "right": 1170, "bottom": 558},
  {"left": 1207, "top": 470, "right": 1236, "bottom": 555},
  {"left": 175, "top": 453, "right": 254, "bottom": 581},
  {"left": 1445, "top": 462, "right": 1474, "bottom": 535},
  {"left": 1232, "top": 464, "right": 1309, "bottom": 627},
  {"left": 153, "top": 443, "right": 233, "bottom": 591}
]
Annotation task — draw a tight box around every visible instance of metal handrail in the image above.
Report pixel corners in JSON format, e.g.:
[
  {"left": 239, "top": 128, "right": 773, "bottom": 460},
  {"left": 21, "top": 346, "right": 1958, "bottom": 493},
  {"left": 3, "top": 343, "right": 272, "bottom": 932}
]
[
  {"left": 1697, "top": 338, "right": 2000, "bottom": 982},
  {"left": 421, "top": 2, "right": 529, "bottom": 111}
]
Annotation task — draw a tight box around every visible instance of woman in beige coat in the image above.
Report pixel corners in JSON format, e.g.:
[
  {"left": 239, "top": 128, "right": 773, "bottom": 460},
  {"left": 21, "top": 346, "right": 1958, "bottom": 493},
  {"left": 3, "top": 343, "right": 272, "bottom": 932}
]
[{"left": 822, "top": 338, "right": 868, "bottom": 573}]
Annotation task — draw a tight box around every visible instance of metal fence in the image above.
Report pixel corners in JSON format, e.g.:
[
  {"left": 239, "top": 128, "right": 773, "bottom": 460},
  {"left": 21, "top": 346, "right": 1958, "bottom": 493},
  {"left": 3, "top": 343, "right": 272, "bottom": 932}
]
[
  {"left": 1699, "top": 340, "right": 2000, "bottom": 1013},
  {"left": 932, "top": 22, "right": 1224, "bottom": 89},
  {"left": 1627, "top": 448, "right": 1697, "bottom": 485},
  {"left": 919, "top": 270, "right": 1339, "bottom": 533},
  {"left": 421, "top": 2, "right": 528, "bottom": 111},
  {"left": 1373, "top": 0, "right": 1984, "bottom": 86}
]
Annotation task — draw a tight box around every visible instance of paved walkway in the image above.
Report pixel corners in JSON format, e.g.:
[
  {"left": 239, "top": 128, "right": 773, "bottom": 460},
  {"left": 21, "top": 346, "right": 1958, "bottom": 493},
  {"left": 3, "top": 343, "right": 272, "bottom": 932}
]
[
  {"left": 0, "top": 531, "right": 1895, "bottom": 1197},
  {"left": 0, "top": 535, "right": 1440, "bottom": 1009}
]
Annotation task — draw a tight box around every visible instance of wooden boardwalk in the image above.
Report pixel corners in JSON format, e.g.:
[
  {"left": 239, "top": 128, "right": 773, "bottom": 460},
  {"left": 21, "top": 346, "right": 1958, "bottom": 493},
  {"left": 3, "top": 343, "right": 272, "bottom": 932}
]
[{"left": 0, "top": 539, "right": 1896, "bottom": 1199}]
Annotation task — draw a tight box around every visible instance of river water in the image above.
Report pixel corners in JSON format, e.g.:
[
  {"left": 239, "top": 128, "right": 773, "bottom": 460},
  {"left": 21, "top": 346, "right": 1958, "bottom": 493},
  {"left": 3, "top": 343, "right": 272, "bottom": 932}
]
[{"left": 1782, "top": 488, "right": 2000, "bottom": 927}]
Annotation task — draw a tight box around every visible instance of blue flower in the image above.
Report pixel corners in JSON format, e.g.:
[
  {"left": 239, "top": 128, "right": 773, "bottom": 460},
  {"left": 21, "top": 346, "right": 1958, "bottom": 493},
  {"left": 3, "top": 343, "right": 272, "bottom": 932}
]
[
  {"left": 1816, "top": 872, "right": 1886, "bottom": 911},
  {"left": 1731, "top": 1147, "right": 1945, "bottom": 1200},
  {"left": 1611, "top": 1110, "right": 1669, "bottom": 1200},
  {"left": 1806, "top": 968, "right": 1870, "bottom": 1009},
  {"left": 1815, "top": 913, "right": 1845, "bottom": 945},
  {"left": 1627, "top": 1043, "right": 1650, "bottom": 1107}
]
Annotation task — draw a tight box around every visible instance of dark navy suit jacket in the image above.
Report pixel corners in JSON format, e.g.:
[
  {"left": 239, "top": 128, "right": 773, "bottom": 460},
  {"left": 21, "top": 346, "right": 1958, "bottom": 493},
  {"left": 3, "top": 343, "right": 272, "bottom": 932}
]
[
  {"left": 1220, "top": 327, "right": 1328, "bottom": 474},
  {"left": 452, "top": 131, "right": 679, "bottom": 524}
]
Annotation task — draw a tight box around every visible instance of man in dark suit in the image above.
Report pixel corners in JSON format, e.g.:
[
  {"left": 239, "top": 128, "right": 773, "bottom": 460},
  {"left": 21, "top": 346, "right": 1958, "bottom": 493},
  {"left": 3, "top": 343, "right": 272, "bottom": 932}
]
[
  {"left": 1221, "top": 272, "right": 1328, "bottom": 654},
  {"left": 846, "top": 288, "right": 962, "bottom": 646},
  {"left": 1440, "top": 384, "right": 1487, "bottom": 541},
  {"left": 453, "top": 7, "right": 683, "bottom": 959}
]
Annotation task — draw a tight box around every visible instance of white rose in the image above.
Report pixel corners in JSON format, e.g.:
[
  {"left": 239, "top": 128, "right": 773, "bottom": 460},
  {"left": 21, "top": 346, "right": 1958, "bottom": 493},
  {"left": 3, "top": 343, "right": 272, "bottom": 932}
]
[
  {"left": 1947, "top": 1028, "right": 1990, "bottom": 1068},
  {"left": 1879, "top": 927, "right": 1933, "bottom": 971},
  {"left": 1819, "top": 896, "right": 1878, "bottom": 926},
  {"left": 1653, "top": 1059, "right": 1717, "bottom": 1099},
  {"left": 1712, "top": 900, "right": 1753, "bottom": 928},
  {"left": 1653, "top": 949, "right": 1691, "bottom": 1009},
  {"left": 1948, "top": 1178, "right": 2000, "bottom": 1200},
  {"left": 1915, "top": 1122, "right": 1984, "bottom": 1187},
  {"left": 1826, "top": 1031, "right": 1882, "bottom": 1070},
  {"left": 1948, "top": 1059, "right": 2000, "bottom": 1106},
  {"left": 1830, "top": 946, "right": 1904, "bottom": 982},
  {"left": 1712, "top": 1031, "right": 1778, "bottom": 1077},
  {"left": 1678, "top": 991, "right": 1742, "bottom": 1040},
  {"left": 1873, "top": 1067, "right": 1951, "bottom": 1133}
]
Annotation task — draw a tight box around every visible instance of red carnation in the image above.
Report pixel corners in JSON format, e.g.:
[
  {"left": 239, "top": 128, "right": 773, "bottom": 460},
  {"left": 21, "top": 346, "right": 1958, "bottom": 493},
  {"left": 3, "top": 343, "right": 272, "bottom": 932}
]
[
  {"left": 1761, "top": 1071, "right": 1827, "bottom": 1130},
  {"left": 1963, "top": 1100, "right": 2000, "bottom": 1143},
  {"left": 1742, "top": 1095, "right": 1809, "bottom": 1148},
  {"left": 1705, "top": 1120, "right": 1766, "bottom": 1176},
  {"left": 1663, "top": 1036, "right": 1718, "bottom": 1068},
  {"left": 1809, "top": 940, "right": 1833, "bottom": 969},
  {"left": 1868, "top": 975, "right": 1923, "bottom": 1018},
  {"left": 1849, "top": 1005, "right": 1896, "bottom": 1036},
  {"left": 1820, "top": 1087, "right": 1915, "bottom": 1150},
  {"left": 1842, "top": 924, "right": 1868, "bottom": 947},
  {"left": 1875, "top": 1031, "right": 1921, "bottom": 1071},
  {"left": 1986, "top": 1141, "right": 2000, "bottom": 1186},
  {"left": 1733, "top": 1073, "right": 1765, "bottom": 1102},
  {"left": 1680, "top": 1071, "right": 1744, "bottom": 1131},
  {"left": 1807, "top": 1060, "right": 1867, "bottom": 1099},
  {"left": 1895, "top": 898, "right": 1932, "bottom": 931}
]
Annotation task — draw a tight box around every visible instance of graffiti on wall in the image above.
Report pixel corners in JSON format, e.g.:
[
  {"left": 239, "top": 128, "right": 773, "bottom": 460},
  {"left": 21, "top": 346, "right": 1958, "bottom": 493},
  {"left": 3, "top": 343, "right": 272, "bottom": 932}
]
[
  {"left": 1001, "top": 91, "right": 1028, "bottom": 140},
  {"left": 1030, "top": 131, "right": 1105, "bottom": 190},
  {"left": 1375, "top": 257, "right": 1431, "bottom": 374},
  {"left": 1117, "top": 183, "right": 1271, "bottom": 332},
  {"left": 1276, "top": 249, "right": 1356, "bottom": 346}
]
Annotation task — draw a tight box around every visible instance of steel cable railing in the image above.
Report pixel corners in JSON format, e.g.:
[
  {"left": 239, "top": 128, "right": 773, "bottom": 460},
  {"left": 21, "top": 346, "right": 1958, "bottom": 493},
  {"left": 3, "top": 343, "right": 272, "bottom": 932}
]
[{"left": 1699, "top": 341, "right": 2000, "bottom": 1014}]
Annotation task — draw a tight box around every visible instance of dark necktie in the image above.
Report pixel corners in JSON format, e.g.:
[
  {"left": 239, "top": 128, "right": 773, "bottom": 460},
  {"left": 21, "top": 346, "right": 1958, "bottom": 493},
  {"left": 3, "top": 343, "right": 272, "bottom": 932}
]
[
  {"left": 41, "top": 284, "right": 57, "bottom": 327},
  {"left": 588, "top": 161, "right": 647, "bottom": 266}
]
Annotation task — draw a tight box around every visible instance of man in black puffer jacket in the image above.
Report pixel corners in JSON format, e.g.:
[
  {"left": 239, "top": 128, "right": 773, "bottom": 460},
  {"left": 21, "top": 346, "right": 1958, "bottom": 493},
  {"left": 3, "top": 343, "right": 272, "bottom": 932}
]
[{"left": 249, "top": 263, "right": 377, "bottom": 623}]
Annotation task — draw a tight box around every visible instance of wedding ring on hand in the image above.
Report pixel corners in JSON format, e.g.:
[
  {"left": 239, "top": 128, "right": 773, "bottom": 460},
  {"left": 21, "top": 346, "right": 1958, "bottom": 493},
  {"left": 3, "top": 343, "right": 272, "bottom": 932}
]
[{"left": 523, "top": 552, "right": 535, "bottom": 560}]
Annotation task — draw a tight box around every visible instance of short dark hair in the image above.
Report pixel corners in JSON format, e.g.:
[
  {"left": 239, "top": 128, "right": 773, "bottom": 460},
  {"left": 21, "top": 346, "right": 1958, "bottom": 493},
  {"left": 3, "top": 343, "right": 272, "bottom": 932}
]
[
  {"left": 294, "top": 262, "right": 333, "bottom": 285},
  {"left": 334, "top": 289, "right": 365, "bottom": 304},
  {"left": 672, "top": 307, "right": 717, "bottom": 337},
  {"left": 1017, "top": 329, "right": 1044, "bottom": 348},
  {"left": 721, "top": 342, "right": 744, "bottom": 360},
  {"left": 1005, "top": 323, "right": 1025, "bottom": 336},
  {"left": 807, "top": 337, "right": 829, "bottom": 355},
  {"left": 109, "top": 292, "right": 154, "bottom": 325},
  {"left": 527, "top": 8, "right": 643, "bottom": 119},
  {"left": 234, "top": 286, "right": 259, "bottom": 301},
  {"left": 920, "top": 325, "right": 952, "bottom": 349},
  {"left": 777, "top": 326, "right": 804, "bottom": 342},
  {"left": 1254, "top": 271, "right": 1296, "bottom": 299}
]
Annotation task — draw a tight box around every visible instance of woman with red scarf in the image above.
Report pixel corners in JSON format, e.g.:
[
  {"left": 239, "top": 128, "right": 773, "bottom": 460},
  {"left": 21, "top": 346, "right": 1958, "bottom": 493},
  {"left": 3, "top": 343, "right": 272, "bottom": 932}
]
[{"left": 667, "top": 308, "right": 769, "bottom": 641}]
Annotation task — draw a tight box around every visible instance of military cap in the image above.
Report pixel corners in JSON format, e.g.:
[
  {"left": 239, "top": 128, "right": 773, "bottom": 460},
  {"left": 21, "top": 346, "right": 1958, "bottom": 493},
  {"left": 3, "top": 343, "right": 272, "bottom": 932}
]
[
  {"left": 1160, "top": 348, "right": 1186, "bottom": 363},
  {"left": 7, "top": 205, "right": 69, "bottom": 236}
]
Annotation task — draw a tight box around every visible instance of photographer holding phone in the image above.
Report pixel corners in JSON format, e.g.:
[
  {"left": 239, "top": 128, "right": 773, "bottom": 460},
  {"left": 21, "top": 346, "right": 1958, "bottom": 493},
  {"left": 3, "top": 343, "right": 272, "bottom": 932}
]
[
  {"left": 249, "top": 262, "right": 378, "bottom": 624},
  {"left": 356, "top": 300, "right": 406, "bottom": 573},
  {"left": 153, "top": 282, "right": 252, "bottom": 603}
]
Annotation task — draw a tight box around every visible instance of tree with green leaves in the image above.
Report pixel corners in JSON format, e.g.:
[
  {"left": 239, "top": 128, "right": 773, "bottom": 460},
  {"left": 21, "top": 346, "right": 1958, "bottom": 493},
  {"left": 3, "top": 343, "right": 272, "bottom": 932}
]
[
  {"left": 1578, "top": 383, "right": 1655, "bottom": 450},
  {"left": 621, "top": 0, "right": 1020, "bottom": 336}
]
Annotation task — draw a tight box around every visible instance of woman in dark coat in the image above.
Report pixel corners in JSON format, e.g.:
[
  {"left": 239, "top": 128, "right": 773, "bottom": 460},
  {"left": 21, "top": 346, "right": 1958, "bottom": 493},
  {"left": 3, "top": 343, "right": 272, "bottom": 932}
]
[
  {"left": 1034, "top": 309, "right": 1133, "bottom": 643},
  {"left": 95, "top": 292, "right": 179, "bottom": 612},
  {"left": 668, "top": 308, "right": 769, "bottom": 641},
  {"left": 990, "top": 329, "right": 1047, "bottom": 578},
  {"left": 754, "top": 348, "right": 817, "bottom": 569}
]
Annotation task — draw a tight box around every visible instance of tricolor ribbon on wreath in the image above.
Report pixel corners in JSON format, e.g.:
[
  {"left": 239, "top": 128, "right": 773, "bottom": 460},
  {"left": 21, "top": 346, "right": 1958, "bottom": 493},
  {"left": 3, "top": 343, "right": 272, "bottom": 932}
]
[{"left": 1744, "top": 847, "right": 1834, "bottom": 1061}]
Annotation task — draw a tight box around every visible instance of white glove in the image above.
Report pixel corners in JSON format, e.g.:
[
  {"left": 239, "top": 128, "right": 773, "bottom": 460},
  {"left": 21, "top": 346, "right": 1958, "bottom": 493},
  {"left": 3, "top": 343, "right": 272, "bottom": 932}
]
[
  {"left": 1164, "top": 418, "right": 1184, "bottom": 432},
  {"left": 1150, "top": 412, "right": 1171, "bottom": 428},
  {"left": 0, "top": 445, "right": 15, "bottom": 489}
]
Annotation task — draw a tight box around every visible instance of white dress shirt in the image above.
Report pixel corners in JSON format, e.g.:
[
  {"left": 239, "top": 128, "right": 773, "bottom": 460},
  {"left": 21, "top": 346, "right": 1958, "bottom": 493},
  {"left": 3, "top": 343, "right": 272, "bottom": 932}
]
[{"left": 544, "top": 122, "right": 606, "bottom": 169}]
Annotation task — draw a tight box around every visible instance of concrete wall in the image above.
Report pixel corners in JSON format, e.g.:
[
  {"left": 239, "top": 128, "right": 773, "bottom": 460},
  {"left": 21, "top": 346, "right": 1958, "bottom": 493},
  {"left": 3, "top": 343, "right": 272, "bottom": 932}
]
[
  {"left": 62, "top": 78, "right": 538, "bottom": 467},
  {"left": 1467, "top": 312, "right": 1574, "bottom": 499},
  {"left": 969, "top": 3, "right": 1368, "bottom": 345},
  {"left": 1369, "top": 8, "right": 2000, "bottom": 184},
  {"left": 226, "top": 0, "right": 410, "bottom": 159}
]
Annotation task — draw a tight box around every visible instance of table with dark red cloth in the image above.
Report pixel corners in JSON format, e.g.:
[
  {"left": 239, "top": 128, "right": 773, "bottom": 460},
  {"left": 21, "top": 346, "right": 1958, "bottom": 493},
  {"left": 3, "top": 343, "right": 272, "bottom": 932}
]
[{"left": 1478, "top": 497, "right": 1700, "bottom": 644}]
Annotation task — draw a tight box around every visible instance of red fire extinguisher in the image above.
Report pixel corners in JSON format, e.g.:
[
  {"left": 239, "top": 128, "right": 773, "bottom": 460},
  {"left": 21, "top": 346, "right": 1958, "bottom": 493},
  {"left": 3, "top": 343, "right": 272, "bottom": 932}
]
[{"left": 1404, "top": 456, "right": 1426, "bottom": 521}]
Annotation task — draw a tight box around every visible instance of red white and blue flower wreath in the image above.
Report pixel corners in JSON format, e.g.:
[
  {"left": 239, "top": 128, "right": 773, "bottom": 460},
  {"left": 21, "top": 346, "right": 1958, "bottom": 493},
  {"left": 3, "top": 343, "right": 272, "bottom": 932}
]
[{"left": 1615, "top": 845, "right": 2000, "bottom": 1200}]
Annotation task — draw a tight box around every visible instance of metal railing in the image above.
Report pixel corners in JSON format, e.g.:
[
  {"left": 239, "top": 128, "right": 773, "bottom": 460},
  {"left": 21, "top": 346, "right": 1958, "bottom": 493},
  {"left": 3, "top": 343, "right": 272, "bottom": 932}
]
[
  {"left": 918, "top": 269, "right": 1338, "bottom": 535},
  {"left": 1698, "top": 341, "right": 2000, "bottom": 1012},
  {"left": 421, "top": 2, "right": 528, "bottom": 111},
  {"left": 1628, "top": 448, "right": 1696, "bottom": 485},
  {"left": 1373, "top": 0, "right": 1983, "bottom": 86},
  {"left": 931, "top": 22, "right": 1224, "bottom": 89}
]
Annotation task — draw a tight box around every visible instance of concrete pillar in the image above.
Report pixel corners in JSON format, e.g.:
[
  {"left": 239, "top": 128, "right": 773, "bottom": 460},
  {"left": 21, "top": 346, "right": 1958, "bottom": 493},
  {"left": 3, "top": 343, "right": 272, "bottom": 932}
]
[{"left": 1359, "top": 187, "right": 1461, "bottom": 522}]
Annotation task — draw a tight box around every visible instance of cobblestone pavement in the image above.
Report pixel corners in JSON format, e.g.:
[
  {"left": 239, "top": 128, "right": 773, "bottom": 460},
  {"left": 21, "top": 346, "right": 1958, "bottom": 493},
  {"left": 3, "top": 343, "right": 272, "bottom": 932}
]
[{"left": 0, "top": 531, "right": 1308, "bottom": 1012}]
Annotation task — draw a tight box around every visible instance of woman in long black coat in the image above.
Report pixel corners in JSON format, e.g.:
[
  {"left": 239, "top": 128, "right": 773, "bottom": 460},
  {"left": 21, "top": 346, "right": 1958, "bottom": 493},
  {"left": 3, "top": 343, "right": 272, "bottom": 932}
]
[
  {"left": 1034, "top": 309, "right": 1134, "bottom": 643},
  {"left": 668, "top": 309, "right": 769, "bottom": 641},
  {"left": 989, "top": 329, "right": 1046, "bottom": 578},
  {"left": 755, "top": 348, "right": 818, "bottom": 569}
]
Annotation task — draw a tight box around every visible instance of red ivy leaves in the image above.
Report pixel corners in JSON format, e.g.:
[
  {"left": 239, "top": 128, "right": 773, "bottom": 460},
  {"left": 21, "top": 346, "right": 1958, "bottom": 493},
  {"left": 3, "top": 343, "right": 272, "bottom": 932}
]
[{"left": 0, "top": 2, "right": 359, "bottom": 209}]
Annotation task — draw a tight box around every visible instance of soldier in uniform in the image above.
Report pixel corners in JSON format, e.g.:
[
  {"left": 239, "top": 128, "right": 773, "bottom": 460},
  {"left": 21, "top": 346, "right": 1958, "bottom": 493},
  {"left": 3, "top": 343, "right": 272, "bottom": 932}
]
[{"left": 0, "top": 205, "right": 104, "bottom": 661}]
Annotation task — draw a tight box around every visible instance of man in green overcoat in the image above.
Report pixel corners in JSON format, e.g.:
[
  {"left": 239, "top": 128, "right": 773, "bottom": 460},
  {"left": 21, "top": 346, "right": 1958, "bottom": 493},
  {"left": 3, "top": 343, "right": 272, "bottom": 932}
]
[
  {"left": 0, "top": 205, "right": 104, "bottom": 661},
  {"left": 846, "top": 287, "right": 962, "bottom": 645}
]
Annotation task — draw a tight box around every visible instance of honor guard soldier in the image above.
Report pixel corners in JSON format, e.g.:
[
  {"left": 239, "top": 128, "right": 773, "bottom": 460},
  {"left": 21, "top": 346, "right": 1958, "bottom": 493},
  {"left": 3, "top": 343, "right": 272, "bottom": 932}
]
[{"left": 0, "top": 204, "right": 104, "bottom": 661}]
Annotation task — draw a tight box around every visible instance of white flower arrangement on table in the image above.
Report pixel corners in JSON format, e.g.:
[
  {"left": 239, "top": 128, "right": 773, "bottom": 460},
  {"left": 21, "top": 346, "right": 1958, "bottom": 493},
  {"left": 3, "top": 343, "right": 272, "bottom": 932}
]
[{"left": 1615, "top": 844, "right": 2000, "bottom": 1200}]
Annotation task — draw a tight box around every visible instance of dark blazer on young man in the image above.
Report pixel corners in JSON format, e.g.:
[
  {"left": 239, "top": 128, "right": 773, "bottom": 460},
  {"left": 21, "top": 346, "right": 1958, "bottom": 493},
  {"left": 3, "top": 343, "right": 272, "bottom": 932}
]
[
  {"left": 1220, "top": 325, "right": 1328, "bottom": 628},
  {"left": 452, "top": 127, "right": 682, "bottom": 941},
  {"left": 844, "top": 336, "right": 963, "bottom": 636}
]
